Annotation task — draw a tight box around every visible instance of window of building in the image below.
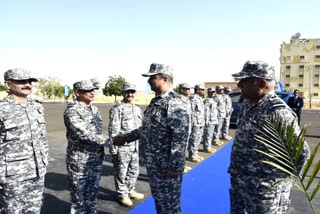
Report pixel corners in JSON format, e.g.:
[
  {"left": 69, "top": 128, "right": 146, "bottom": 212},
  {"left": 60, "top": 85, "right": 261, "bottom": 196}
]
[
  {"left": 285, "top": 83, "right": 290, "bottom": 87},
  {"left": 315, "top": 74, "right": 319, "bottom": 77},
  {"left": 314, "top": 84, "right": 319, "bottom": 87},
  {"left": 313, "top": 93, "right": 318, "bottom": 96},
  {"left": 285, "top": 74, "right": 290, "bottom": 77},
  {"left": 285, "top": 65, "right": 290, "bottom": 73},
  {"left": 298, "top": 83, "right": 303, "bottom": 87},
  {"left": 299, "top": 65, "right": 304, "bottom": 73},
  {"left": 316, "top": 55, "right": 320, "bottom": 59},
  {"left": 316, "top": 45, "right": 320, "bottom": 49},
  {"left": 300, "top": 56, "right": 305, "bottom": 60},
  {"left": 299, "top": 74, "right": 304, "bottom": 77}
]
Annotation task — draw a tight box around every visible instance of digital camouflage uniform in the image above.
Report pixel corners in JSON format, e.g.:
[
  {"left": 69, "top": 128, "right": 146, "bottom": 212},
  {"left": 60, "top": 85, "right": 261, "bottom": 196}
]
[
  {"left": 221, "top": 92, "right": 232, "bottom": 139},
  {"left": 0, "top": 69, "right": 48, "bottom": 214},
  {"left": 202, "top": 95, "right": 218, "bottom": 150},
  {"left": 188, "top": 93, "right": 205, "bottom": 158},
  {"left": 228, "top": 61, "right": 310, "bottom": 214},
  {"left": 64, "top": 80, "right": 110, "bottom": 214},
  {"left": 126, "top": 89, "right": 190, "bottom": 214},
  {"left": 212, "top": 92, "right": 226, "bottom": 143},
  {"left": 108, "top": 101, "right": 143, "bottom": 198}
]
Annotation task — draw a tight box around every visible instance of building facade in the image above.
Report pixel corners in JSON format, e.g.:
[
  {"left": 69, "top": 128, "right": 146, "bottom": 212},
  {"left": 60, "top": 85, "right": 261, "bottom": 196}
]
[{"left": 280, "top": 35, "right": 320, "bottom": 104}]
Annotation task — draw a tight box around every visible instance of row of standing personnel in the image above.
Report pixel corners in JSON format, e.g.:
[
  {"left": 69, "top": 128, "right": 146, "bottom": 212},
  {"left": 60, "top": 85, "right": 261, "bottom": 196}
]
[
  {"left": 178, "top": 83, "right": 233, "bottom": 167},
  {"left": 0, "top": 60, "right": 310, "bottom": 214}
]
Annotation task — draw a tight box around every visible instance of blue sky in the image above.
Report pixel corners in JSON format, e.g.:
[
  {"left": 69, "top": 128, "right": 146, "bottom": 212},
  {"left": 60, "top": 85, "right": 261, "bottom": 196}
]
[{"left": 1, "top": 0, "right": 319, "bottom": 91}]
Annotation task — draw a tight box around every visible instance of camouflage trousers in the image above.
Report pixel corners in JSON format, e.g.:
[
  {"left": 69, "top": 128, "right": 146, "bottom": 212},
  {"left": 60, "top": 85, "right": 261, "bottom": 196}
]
[
  {"left": 213, "top": 118, "right": 224, "bottom": 143},
  {"left": 202, "top": 123, "right": 216, "bottom": 150},
  {"left": 188, "top": 125, "right": 204, "bottom": 158},
  {"left": 112, "top": 145, "right": 139, "bottom": 197},
  {"left": 147, "top": 165, "right": 183, "bottom": 214},
  {"left": 230, "top": 174, "right": 292, "bottom": 214},
  {"left": 67, "top": 155, "right": 103, "bottom": 214},
  {"left": 221, "top": 116, "right": 231, "bottom": 139},
  {"left": 0, "top": 176, "right": 45, "bottom": 214}
]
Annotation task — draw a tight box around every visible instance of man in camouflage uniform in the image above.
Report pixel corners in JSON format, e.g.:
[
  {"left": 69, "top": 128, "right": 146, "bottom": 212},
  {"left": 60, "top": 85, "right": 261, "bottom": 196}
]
[
  {"left": 212, "top": 85, "right": 226, "bottom": 146},
  {"left": 228, "top": 60, "right": 310, "bottom": 214},
  {"left": 108, "top": 83, "right": 144, "bottom": 207},
  {"left": 188, "top": 84, "right": 206, "bottom": 162},
  {"left": 221, "top": 87, "right": 233, "bottom": 140},
  {"left": 0, "top": 68, "right": 48, "bottom": 213},
  {"left": 202, "top": 87, "right": 218, "bottom": 153},
  {"left": 115, "top": 63, "right": 190, "bottom": 214},
  {"left": 64, "top": 79, "right": 111, "bottom": 214},
  {"left": 177, "top": 83, "right": 193, "bottom": 173}
]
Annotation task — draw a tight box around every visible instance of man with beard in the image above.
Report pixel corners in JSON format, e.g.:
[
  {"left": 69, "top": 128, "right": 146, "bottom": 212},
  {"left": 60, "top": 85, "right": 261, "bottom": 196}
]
[
  {"left": 177, "top": 83, "right": 193, "bottom": 173},
  {"left": 188, "top": 84, "right": 206, "bottom": 162},
  {"left": 108, "top": 83, "right": 144, "bottom": 207},
  {"left": 114, "top": 63, "right": 190, "bottom": 214},
  {"left": 0, "top": 68, "right": 48, "bottom": 213},
  {"left": 228, "top": 60, "right": 310, "bottom": 213}
]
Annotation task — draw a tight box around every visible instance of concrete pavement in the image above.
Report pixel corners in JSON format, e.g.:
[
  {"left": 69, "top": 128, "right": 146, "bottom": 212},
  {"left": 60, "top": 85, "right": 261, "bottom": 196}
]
[{"left": 41, "top": 103, "right": 320, "bottom": 213}]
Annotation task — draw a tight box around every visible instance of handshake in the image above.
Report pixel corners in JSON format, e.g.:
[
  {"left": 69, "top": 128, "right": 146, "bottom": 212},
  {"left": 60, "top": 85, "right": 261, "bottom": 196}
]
[{"left": 111, "top": 134, "right": 127, "bottom": 146}]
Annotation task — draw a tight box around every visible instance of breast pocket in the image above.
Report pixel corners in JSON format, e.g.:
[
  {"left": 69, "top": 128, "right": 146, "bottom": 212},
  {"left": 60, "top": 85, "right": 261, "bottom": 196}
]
[
  {"left": 5, "top": 153, "right": 34, "bottom": 176},
  {"left": 121, "top": 113, "right": 135, "bottom": 131},
  {"left": 3, "top": 120, "right": 20, "bottom": 141}
]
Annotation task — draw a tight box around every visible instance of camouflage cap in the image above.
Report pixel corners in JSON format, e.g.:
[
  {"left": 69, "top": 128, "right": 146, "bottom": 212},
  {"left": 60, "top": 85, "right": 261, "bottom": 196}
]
[
  {"left": 122, "top": 83, "right": 136, "bottom": 92},
  {"left": 194, "top": 84, "right": 206, "bottom": 90},
  {"left": 232, "top": 60, "right": 275, "bottom": 80},
  {"left": 4, "top": 68, "right": 38, "bottom": 82},
  {"left": 73, "top": 79, "right": 99, "bottom": 91},
  {"left": 216, "top": 85, "right": 224, "bottom": 90},
  {"left": 179, "top": 83, "right": 191, "bottom": 90},
  {"left": 207, "top": 87, "right": 216, "bottom": 93},
  {"left": 224, "top": 87, "right": 232, "bottom": 92},
  {"left": 142, "top": 63, "right": 173, "bottom": 78}
]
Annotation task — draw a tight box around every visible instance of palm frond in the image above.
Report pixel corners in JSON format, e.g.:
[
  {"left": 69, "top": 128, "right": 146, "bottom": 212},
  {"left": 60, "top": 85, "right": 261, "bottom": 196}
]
[
  {"left": 311, "top": 180, "right": 320, "bottom": 200},
  {"left": 254, "top": 115, "right": 320, "bottom": 214},
  {"left": 302, "top": 143, "right": 320, "bottom": 180}
]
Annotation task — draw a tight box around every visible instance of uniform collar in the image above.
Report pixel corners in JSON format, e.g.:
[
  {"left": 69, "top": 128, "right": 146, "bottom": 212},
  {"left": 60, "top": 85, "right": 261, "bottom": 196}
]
[{"left": 4, "top": 95, "right": 31, "bottom": 105}]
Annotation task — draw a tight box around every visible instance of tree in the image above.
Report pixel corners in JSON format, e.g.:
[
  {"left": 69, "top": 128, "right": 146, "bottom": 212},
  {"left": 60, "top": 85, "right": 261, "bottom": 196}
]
[
  {"left": 173, "top": 85, "right": 180, "bottom": 94},
  {"left": 255, "top": 115, "right": 320, "bottom": 214},
  {"left": 37, "top": 77, "right": 65, "bottom": 99},
  {"left": 102, "top": 75, "right": 126, "bottom": 103},
  {"left": 0, "top": 82, "right": 7, "bottom": 92}
]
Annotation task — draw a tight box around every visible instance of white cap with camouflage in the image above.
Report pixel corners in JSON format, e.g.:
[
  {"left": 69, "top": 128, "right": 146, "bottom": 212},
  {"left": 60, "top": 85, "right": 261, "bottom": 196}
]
[
  {"left": 142, "top": 63, "right": 173, "bottom": 78},
  {"left": 232, "top": 60, "right": 275, "bottom": 80},
  {"left": 73, "top": 79, "right": 99, "bottom": 91},
  {"left": 4, "top": 68, "right": 38, "bottom": 82}
]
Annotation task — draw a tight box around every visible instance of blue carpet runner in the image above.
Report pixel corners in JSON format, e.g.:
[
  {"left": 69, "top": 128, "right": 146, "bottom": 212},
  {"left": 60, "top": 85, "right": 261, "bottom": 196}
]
[{"left": 129, "top": 141, "right": 233, "bottom": 214}]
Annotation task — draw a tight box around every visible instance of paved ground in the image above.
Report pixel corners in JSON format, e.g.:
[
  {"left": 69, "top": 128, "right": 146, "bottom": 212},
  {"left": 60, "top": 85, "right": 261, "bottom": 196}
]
[{"left": 41, "top": 103, "right": 320, "bottom": 214}]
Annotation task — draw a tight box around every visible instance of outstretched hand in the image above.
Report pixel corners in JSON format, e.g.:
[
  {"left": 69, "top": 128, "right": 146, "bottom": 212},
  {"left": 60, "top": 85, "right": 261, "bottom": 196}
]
[{"left": 113, "top": 134, "right": 126, "bottom": 146}]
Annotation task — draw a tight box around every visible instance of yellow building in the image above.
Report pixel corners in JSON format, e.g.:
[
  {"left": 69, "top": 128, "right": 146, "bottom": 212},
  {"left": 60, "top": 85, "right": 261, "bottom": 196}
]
[{"left": 280, "top": 34, "right": 320, "bottom": 105}]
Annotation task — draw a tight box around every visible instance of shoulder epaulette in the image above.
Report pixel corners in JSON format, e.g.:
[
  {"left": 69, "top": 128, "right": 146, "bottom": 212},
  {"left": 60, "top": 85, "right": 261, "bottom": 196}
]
[
  {"left": 33, "top": 99, "right": 43, "bottom": 104},
  {"left": 270, "top": 96, "right": 286, "bottom": 109},
  {"left": 66, "top": 102, "right": 75, "bottom": 109},
  {"left": 113, "top": 102, "right": 122, "bottom": 108}
]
